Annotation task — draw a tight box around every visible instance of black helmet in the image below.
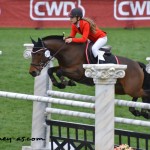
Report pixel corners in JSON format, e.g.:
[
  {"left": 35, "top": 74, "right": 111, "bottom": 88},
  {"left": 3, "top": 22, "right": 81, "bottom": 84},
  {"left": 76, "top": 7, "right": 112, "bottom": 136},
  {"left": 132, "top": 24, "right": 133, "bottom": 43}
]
[{"left": 69, "top": 8, "right": 83, "bottom": 18}]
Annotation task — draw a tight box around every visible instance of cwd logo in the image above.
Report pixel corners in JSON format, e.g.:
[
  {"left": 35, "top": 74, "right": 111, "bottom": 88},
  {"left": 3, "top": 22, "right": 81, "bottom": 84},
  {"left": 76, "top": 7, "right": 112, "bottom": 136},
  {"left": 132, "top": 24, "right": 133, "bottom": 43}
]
[
  {"left": 30, "top": 0, "right": 85, "bottom": 21},
  {"left": 114, "top": 0, "right": 150, "bottom": 20}
]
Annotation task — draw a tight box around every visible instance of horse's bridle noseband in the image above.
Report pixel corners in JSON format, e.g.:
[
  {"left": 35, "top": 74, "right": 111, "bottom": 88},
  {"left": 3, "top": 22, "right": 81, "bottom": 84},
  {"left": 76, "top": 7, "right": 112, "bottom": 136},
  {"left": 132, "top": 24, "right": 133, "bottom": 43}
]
[{"left": 30, "top": 48, "right": 51, "bottom": 71}]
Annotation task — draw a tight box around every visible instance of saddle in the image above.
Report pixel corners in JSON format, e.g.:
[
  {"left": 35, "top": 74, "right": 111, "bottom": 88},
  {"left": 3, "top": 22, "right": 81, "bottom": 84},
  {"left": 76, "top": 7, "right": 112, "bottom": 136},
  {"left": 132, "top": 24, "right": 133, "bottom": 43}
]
[{"left": 85, "top": 42, "right": 119, "bottom": 64}]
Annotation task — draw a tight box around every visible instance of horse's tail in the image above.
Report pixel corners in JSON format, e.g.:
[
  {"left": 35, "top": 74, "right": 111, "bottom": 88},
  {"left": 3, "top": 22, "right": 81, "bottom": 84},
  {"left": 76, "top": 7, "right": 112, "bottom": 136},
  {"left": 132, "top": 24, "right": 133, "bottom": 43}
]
[{"left": 138, "top": 62, "right": 150, "bottom": 98}]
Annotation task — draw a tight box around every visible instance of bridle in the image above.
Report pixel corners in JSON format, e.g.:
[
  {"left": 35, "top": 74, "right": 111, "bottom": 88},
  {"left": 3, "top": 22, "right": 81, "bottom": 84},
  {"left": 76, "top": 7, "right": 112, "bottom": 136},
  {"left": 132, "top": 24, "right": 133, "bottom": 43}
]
[
  {"left": 30, "top": 48, "right": 49, "bottom": 70},
  {"left": 30, "top": 40, "right": 66, "bottom": 70}
]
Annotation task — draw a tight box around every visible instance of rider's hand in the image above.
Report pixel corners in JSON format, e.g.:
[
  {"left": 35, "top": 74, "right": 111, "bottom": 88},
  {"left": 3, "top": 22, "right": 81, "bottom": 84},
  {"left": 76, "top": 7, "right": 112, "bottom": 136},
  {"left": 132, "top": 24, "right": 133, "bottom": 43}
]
[{"left": 65, "top": 38, "right": 72, "bottom": 43}]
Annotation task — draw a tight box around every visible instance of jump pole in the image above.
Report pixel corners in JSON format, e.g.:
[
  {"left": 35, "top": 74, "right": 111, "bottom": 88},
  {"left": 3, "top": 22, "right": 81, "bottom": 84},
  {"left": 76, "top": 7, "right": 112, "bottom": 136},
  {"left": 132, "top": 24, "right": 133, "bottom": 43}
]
[{"left": 83, "top": 64, "right": 127, "bottom": 150}]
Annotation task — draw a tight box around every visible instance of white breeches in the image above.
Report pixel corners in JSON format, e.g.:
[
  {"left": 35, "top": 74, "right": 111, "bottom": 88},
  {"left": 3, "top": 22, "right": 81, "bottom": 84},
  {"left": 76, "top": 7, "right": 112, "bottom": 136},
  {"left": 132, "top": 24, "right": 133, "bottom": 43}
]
[{"left": 92, "top": 36, "right": 108, "bottom": 58}]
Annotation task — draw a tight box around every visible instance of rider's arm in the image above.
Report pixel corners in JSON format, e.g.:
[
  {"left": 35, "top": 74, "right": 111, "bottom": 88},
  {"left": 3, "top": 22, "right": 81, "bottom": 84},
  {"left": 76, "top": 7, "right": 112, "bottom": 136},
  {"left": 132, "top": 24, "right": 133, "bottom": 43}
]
[
  {"left": 72, "top": 22, "right": 90, "bottom": 43},
  {"left": 64, "top": 26, "right": 77, "bottom": 41},
  {"left": 69, "top": 25, "right": 77, "bottom": 38}
]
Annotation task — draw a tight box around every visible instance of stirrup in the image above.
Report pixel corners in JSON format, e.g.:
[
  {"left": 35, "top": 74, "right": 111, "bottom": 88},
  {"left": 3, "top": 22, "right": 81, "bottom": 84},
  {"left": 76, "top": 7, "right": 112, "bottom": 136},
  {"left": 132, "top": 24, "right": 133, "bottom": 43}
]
[{"left": 98, "top": 60, "right": 105, "bottom": 64}]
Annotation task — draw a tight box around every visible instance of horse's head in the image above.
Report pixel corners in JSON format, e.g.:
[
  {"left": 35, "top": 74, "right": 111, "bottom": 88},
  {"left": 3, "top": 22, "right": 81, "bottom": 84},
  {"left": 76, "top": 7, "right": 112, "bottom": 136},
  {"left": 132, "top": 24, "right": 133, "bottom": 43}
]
[{"left": 29, "top": 37, "right": 51, "bottom": 77}]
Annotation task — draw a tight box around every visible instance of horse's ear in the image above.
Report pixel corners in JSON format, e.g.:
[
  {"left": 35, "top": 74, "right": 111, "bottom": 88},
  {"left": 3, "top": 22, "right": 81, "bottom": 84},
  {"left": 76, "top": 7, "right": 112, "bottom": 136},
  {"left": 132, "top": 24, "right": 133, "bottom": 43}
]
[
  {"left": 30, "top": 36, "right": 36, "bottom": 44},
  {"left": 38, "top": 37, "right": 42, "bottom": 43},
  {"left": 38, "top": 37, "right": 44, "bottom": 46}
]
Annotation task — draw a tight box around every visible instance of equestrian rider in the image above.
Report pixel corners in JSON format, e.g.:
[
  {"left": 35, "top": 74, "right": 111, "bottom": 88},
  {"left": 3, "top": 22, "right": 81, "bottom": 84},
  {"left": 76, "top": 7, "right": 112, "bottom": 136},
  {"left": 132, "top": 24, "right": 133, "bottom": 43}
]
[{"left": 65, "top": 8, "right": 107, "bottom": 63}]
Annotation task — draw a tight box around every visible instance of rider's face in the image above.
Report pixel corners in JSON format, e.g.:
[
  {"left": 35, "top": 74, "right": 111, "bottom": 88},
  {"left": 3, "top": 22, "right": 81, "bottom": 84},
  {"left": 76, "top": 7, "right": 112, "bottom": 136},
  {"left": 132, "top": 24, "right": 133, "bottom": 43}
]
[{"left": 70, "top": 17, "right": 78, "bottom": 24}]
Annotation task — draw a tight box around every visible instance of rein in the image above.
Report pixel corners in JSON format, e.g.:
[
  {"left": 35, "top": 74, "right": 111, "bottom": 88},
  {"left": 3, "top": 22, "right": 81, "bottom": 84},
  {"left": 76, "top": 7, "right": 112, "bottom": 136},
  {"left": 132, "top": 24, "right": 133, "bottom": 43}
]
[
  {"left": 48, "top": 42, "right": 66, "bottom": 62},
  {"left": 41, "top": 42, "right": 66, "bottom": 68}
]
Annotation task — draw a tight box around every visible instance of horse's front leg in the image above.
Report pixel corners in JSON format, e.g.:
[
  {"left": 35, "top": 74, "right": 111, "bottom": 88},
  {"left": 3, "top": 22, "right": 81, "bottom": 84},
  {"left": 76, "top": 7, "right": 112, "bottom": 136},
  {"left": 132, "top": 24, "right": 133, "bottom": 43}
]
[
  {"left": 56, "top": 69, "right": 76, "bottom": 87},
  {"left": 47, "top": 66, "right": 66, "bottom": 89},
  {"left": 140, "top": 97, "right": 150, "bottom": 119}
]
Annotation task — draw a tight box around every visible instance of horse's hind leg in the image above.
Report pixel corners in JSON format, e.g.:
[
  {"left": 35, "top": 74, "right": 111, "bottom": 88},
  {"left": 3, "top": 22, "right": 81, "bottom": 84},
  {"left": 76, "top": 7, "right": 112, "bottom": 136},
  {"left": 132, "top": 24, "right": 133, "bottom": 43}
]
[
  {"left": 141, "top": 96, "right": 150, "bottom": 119},
  {"left": 129, "top": 97, "right": 141, "bottom": 117}
]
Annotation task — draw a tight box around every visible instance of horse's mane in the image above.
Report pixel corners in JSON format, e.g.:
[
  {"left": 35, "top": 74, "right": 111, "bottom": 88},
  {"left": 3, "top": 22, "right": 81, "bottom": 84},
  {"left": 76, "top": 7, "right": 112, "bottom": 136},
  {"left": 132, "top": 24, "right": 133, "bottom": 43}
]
[
  {"left": 32, "top": 35, "right": 64, "bottom": 52},
  {"left": 42, "top": 35, "right": 64, "bottom": 41}
]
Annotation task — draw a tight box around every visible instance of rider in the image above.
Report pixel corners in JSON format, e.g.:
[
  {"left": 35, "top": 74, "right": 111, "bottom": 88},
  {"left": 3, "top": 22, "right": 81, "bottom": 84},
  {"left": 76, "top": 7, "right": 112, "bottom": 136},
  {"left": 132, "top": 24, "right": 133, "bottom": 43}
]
[{"left": 65, "top": 8, "right": 107, "bottom": 63}]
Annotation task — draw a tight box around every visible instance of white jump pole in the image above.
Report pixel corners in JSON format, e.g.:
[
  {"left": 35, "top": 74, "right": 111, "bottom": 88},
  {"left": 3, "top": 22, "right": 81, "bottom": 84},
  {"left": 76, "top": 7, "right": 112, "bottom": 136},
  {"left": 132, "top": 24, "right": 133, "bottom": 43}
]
[
  {"left": 47, "top": 90, "right": 95, "bottom": 101},
  {"left": 47, "top": 90, "right": 150, "bottom": 109},
  {"left": 22, "top": 44, "right": 52, "bottom": 150},
  {"left": 83, "top": 64, "right": 127, "bottom": 150}
]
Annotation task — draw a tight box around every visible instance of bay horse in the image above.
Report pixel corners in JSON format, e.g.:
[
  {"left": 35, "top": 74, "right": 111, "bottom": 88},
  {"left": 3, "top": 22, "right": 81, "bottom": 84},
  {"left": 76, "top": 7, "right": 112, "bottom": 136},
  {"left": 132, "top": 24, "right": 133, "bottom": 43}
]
[{"left": 29, "top": 35, "right": 150, "bottom": 119}]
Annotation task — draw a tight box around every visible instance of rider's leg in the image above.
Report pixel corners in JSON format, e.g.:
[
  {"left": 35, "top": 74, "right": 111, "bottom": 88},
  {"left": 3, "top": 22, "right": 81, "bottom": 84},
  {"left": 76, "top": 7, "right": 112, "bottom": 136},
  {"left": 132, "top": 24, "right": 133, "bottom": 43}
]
[{"left": 92, "top": 36, "right": 107, "bottom": 64}]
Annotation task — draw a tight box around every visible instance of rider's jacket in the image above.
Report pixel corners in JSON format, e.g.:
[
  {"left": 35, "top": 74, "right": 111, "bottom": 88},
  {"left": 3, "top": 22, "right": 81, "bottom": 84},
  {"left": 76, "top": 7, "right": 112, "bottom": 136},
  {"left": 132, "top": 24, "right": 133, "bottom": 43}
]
[{"left": 70, "top": 19, "right": 106, "bottom": 43}]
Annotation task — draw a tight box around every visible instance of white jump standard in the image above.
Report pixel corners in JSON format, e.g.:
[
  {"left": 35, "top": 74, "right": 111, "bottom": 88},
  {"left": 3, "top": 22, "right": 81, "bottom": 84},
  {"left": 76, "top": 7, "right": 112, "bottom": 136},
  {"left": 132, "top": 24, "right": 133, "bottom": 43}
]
[
  {"left": 146, "top": 57, "right": 150, "bottom": 73},
  {"left": 83, "top": 64, "right": 127, "bottom": 150}
]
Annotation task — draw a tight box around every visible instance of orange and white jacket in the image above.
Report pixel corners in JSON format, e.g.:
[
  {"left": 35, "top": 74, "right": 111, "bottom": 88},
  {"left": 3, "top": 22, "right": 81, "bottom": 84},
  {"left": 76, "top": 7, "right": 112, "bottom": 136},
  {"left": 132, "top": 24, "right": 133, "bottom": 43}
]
[{"left": 70, "top": 19, "right": 106, "bottom": 43}]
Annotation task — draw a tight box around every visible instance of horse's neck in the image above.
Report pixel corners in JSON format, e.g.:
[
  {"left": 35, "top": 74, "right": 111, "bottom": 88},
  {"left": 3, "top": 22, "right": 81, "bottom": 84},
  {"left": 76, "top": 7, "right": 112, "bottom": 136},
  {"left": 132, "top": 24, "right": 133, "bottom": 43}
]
[
  {"left": 45, "top": 39, "right": 64, "bottom": 53},
  {"left": 45, "top": 39, "right": 86, "bottom": 62}
]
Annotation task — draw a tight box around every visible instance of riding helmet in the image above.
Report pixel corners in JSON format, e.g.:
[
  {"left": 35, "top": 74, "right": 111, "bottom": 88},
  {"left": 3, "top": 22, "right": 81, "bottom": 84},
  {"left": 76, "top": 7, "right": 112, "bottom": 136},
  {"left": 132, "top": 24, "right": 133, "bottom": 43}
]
[{"left": 69, "top": 8, "right": 83, "bottom": 18}]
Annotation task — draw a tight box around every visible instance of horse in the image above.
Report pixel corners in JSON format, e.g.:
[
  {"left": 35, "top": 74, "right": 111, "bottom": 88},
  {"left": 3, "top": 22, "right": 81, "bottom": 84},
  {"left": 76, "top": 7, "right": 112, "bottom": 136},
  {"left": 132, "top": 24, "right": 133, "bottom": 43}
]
[{"left": 29, "top": 35, "right": 150, "bottom": 119}]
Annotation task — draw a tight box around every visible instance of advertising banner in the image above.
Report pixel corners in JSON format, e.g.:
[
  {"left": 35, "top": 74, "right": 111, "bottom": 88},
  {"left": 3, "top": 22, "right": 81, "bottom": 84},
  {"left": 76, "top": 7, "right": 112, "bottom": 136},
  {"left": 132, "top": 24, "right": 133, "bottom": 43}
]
[{"left": 0, "top": 0, "right": 150, "bottom": 28}]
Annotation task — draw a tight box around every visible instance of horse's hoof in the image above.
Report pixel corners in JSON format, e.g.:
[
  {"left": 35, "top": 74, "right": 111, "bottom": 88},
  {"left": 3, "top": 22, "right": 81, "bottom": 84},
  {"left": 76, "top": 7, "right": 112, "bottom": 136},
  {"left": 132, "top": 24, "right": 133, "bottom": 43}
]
[
  {"left": 68, "top": 80, "right": 76, "bottom": 86},
  {"left": 141, "top": 110, "right": 150, "bottom": 119},
  {"left": 129, "top": 107, "right": 141, "bottom": 116},
  {"left": 131, "top": 111, "right": 141, "bottom": 116},
  {"left": 57, "top": 83, "right": 66, "bottom": 89},
  {"left": 141, "top": 112, "right": 149, "bottom": 119}
]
